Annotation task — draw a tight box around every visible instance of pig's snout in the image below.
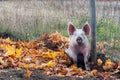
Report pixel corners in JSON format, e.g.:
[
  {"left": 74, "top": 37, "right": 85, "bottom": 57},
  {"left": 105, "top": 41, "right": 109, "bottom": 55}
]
[{"left": 76, "top": 37, "right": 82, "bottom": 45}]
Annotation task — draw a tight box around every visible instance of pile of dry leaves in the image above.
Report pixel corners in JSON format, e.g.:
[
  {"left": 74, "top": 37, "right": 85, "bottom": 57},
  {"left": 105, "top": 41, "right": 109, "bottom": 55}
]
[{"left": 0, "top": 32, "right": 119, "bottom": 79}]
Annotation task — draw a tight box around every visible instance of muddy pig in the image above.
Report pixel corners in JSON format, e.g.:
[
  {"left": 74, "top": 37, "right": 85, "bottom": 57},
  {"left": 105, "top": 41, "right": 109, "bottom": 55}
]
[{"left": 65, "top": 22, "right": 91, "bottom": 70}]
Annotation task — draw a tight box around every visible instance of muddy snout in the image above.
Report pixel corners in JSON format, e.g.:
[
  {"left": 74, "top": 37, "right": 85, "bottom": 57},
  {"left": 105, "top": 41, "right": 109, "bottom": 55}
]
[{"left": 76, "top": 37, "right": 83, "bottom": 45}]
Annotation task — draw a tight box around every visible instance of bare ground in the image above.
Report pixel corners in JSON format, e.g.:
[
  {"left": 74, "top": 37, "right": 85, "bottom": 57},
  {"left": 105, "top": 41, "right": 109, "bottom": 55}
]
[
  {"left": 0, "top": 68, "right": 120, "bottom": 80},
  {"left": 0, "top": 68, "right": 100, "bottom": 80}
]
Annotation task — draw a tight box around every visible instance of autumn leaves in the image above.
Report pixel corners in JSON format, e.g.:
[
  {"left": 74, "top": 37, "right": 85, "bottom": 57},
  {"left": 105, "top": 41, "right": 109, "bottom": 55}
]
[{"left": 0, "top": 32, "right": 119, "bottom": 79}]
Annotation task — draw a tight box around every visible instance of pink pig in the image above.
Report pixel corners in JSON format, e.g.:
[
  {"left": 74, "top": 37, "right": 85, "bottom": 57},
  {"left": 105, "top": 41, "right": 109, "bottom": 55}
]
[{"left": 65, "top": 22, "right": 91, "bottom": 70}]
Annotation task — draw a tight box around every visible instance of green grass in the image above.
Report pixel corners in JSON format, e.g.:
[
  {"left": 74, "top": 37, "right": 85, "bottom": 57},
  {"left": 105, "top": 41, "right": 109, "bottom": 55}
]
[
  {"left": 0, "top": 17, "right": 120, "bottom": 44},
  {"left": 96, "top": 19, "right": 119, "bottom": 41},
  {"left": 0, "top": 18, "right": 119, "bottom": 41}
]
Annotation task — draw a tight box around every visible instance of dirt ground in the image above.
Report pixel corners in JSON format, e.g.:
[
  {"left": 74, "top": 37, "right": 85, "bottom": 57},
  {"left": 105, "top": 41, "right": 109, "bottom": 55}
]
[
  {"left": 0, "top": 68, "right": 119, "bottom": 80},
  {"left": 0, "top": 68, "right": 99, "bottom": 80}
]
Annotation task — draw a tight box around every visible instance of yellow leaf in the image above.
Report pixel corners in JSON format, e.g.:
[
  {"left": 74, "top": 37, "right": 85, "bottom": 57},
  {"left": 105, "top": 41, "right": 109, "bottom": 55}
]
[
  {"left": 4, "top": 48, "right": 15, "bottom": 57},
  {"left": 4, "top": 46, "right": 23, "bottom": 58},
  {"left": 24, "top": 69, "right": 32, "bottom": 78},
  {"left": 24, "top": 64, "right": 29, "bottom": 69},
  {"left": 57, "top": 52, "right": 64, "bottom": 56},
  {"left": 42, "top": 52, "right": 57, "bottom": 59},
  {"left": 97, "top": 58, "right": 102, "bottom": 66},
  {"left": 44, "top": 60, "right": 56, "bottom": 68},
  {"left": 70, "top": 65, "right": 77, "bottom": 69},
  {"left": 15, "top": 47, "right": 22, "bottom": 58}
]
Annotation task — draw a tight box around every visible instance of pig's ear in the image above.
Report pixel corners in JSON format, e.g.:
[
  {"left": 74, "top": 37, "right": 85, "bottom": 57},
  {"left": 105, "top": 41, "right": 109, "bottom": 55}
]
[
  {"left": 68, "top": 22, "right": 76, "bottom": 35},
  {"left": 82, "top": 22, "right": 91, "bottom": 35}
]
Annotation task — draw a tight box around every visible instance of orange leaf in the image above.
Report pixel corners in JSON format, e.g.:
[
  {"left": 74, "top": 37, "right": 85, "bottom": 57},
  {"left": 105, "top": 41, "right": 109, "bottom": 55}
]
[
  {"left": 33, "top": 65, "right": 42, "bottom": 69},
  {"left": 90, "top": 69, "right": 98, "bottom": 77},
  {"left": 28, "top": 49, "right": 39, "bottom": 55},
  {"left": 56, "top": 68, "right": 68, "bottom": 75},
  {"left": 45, "top": 71, "right": 52, "bottom": 75},
  {"left": 24, "top": 69, "right": 32, "bottom": 78},
  {"left": 103, "top": 65, "right": 107, "bottom": 70},
  {"left": 103, "top": 59, "right": 114, "bottom": 70}
]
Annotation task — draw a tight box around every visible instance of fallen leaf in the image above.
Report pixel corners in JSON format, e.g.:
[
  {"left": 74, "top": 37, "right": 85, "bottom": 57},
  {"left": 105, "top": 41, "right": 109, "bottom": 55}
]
[
  {"left": 33, "top": 65, "right": 42, "bottom": 69},
  {"left": 4, "top": 45, "right": 15, "bottom": 57},
  {"left": 24, "top": 64, "right": 29, "bottom": 69},
  {"left": 70, "top": 65, "right": 77, "bottom": 69},
  {"left": 45, "top": 71, "right": 52, "bottom": 75},
  {"left": 90, "top": 69, "right": 98, "bottom": 77},
  {"left": 103, "top": 59, "right": 114, "bottom": 70},
  {"left": 15, "top": 47, "right": 22, "bottom": 58},
  {"left": 42, "top": 52, "right": 57, "bottom": 59},
  {"left": 111, "top": 69, "right": 120, "bottom": 74},
  {"left": 97, "top": 58, "right": 103, "bottom": 66},
  {"left": 24, "top": 69, "right": 32, "bottom": 78},
  {"left": 44, "top": 60, "right": 56, "bottom": 69}
]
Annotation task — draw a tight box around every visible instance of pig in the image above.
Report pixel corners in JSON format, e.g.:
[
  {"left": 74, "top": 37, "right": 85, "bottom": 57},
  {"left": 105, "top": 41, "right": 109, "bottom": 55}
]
[{"left": 65, "top": 22, "right": 91, "bottom": 70}]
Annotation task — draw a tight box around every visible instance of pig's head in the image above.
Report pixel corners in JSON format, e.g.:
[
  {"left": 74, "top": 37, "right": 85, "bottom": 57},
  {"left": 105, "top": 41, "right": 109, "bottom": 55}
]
[{"left": 68, "top": 22, "right": 90, "bottom": 47}]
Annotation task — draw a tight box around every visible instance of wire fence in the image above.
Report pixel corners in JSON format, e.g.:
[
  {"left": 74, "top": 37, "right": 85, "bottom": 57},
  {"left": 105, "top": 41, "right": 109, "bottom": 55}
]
[
  {"left": 0, "top": 0, "right": 120, "bottom": 60},
  {"left": 96, "top": 0, "right": 120, "bottom": 61}
]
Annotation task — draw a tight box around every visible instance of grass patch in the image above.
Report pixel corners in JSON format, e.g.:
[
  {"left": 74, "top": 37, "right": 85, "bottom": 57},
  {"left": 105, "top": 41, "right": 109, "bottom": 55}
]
[
  {"left": 97, "top": 19, "right": 120, "bottom": 41},
  {"left": 0, "top": 17, "right": 120, "bottom": 42}
]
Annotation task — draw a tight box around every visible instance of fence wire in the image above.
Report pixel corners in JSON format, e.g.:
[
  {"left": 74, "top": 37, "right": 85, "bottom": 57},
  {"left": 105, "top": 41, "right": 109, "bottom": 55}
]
[{"left": 96, "top": 0, "right": 120, "bottom": 61}]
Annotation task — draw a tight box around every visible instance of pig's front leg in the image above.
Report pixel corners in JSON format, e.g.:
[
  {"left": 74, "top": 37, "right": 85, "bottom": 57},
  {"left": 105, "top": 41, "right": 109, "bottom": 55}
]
[
  {"left": 84, "top": 53, "right": 90, "bottom": 70},
  {"left": 65, "top": 48, "right": 77, "bottom": 63}
]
